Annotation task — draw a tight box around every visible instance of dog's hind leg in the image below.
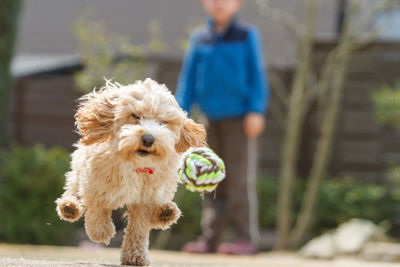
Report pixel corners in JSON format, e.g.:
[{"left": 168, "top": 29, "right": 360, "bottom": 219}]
[
  {"left": 120, "top": 204, "right": 152, "bottom": 266},
  {"left": 56, "top": 171, "right": 84, "bottom": 222}
]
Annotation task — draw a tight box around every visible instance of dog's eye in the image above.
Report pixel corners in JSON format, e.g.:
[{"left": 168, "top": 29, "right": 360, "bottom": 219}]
[{"left": 132, "top": 114, "right": 140, "bottom": 120}]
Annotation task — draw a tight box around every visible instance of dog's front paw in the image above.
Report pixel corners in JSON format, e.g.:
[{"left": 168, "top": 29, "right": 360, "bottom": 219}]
[
  {"left": 152, "top": 202, "right": 181, "bottom": 229},
  {"left": 121, "top": 250, "right": 151, "bottom": 266},
  {"left": 56, "top": 196, "right": 83, "bottom": 222},
  {"left": 85, "top": 220, "right": 115, "bottom": 245}
]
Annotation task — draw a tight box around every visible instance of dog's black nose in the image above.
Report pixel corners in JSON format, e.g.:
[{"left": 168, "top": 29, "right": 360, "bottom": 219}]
[{"left": 142, "top": 134, "right": 155, "bottom": 147}]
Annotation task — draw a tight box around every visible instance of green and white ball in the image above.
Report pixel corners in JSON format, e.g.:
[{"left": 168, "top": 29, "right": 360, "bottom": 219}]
[{"left": 179, "top": 147, "right": 226, "bottom": 193}]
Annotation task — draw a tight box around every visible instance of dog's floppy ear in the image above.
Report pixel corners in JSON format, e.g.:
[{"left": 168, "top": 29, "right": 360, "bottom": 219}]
[
  {"left": 75, "top": 90, "right": 116, "bottom": 145},
  {"left": 175, "top": 118, "right": 207, "bottom": 153}
]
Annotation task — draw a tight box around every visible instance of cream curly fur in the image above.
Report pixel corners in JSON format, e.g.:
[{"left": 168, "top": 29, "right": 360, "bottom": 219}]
[{"left": 56, "top": 78, "right": 206, "bottom": 266}]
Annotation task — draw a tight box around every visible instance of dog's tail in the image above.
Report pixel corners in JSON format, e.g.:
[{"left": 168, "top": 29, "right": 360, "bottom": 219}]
[{"left": 56, "top": 172, "right": 84, "bottom": 222}]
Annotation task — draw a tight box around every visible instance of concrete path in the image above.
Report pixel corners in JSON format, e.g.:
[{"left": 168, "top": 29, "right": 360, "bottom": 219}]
[{"left": 0, "top": 243, "right": 398, "bottom": 267}]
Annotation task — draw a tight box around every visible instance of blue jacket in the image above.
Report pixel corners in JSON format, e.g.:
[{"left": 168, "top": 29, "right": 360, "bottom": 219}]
[{"left": 175, "top": 18, "right": 269, "bottom": 121}]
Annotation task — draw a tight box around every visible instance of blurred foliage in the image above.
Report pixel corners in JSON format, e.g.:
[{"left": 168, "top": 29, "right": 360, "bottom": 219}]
[
  {"left": 388, "top": 166, "right": 400, "bottom": 202},
  {"left": 74, "top": 16, "right": 166, "bottom": 92},
  {"left": 170, "top": 185, "right": 203, "bottom": 236},
  {"left": 373, "top": 81, "right": 400, "bottom": 235},
  {"left": 170, "top": 176, "right": 399, "bottom": 242},
  {"left": 177, "top": 22, "right": 203, "bottom": 52},
  {"left": 316, "top": 178, "right": 393, "bottom": 233},
  {"left": 0, "top": 144, "right": 76, "bottom": 245},
  {"left": 260, "top": 177, "right": 396, "bottom": 234},
  {"left": 373, "top": 82, "right": 400, "bottom": 130}
]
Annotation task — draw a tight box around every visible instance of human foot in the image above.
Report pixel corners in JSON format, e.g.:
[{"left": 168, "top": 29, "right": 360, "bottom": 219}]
[
  {"left": 182, "top": 240, "right": 211, "bottom": 254},
  {"left": 217, "top": 240, "right": 258, "bottom": 255}
]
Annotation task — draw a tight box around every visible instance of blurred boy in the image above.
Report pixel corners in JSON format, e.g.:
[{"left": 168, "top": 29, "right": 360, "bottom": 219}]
[{"left": 176, "top": 0, "right": 269, "bottom": 254}]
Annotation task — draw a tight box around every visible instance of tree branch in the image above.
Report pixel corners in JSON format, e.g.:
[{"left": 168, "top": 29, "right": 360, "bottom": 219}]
[
  {"left": 269, "top": 72, "right": 290, "bottom": 107},
  {"left": 256, "top": 0, "right": 303, "bottom": 41}
]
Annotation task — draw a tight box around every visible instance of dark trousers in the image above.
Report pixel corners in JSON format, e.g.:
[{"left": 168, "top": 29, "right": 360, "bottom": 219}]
[{"left": 200, "top": 118, "right": 255, "bottom": 251}]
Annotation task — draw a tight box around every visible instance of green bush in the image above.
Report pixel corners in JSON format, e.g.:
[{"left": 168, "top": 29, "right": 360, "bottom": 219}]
[
  {"left": 261, "top": 177, "right": 398, "bottom": 234},
  {"left": 389, "top": 166, "right": 400, "bottom": 202},
  {"left": 171, "top": 185, "right": 203, "bottom": 236},
  {"left": 173, "top": 176, "right": 399, "bottom": 239},
  {"left": 316, "top": 178, "right": 395, "bottom": 232},
  {"left": 372, "top": 81, "right": 400, "bottom": 236},
  {"left": 373, "top": 82, "right": 400, "bottom": 130},
  {"left": 0, "top": 144, "right": 76, "bottom": 245}
]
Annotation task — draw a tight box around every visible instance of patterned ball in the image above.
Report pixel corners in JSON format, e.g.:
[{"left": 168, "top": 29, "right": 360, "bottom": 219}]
[{"left": 179, "top": 147, "right": 226, "bottom": 193}]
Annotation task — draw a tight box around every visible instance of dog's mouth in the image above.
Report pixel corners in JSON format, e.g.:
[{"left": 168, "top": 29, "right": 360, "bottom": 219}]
[{"left": 137, "top": 149, "right": 151, "bottom": 156}]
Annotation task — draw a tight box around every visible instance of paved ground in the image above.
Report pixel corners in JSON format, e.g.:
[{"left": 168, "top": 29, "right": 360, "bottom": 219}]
[{"left": 0, "top": 243, "right": 399, "bottom": 267}]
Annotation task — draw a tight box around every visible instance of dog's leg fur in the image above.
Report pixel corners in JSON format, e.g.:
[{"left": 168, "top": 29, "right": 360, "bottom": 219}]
[
  {"left": 150, "top": 202, "right": 181, "bottom": 230},
  {"left": 56, "top": 171, "right": 84, "bottom": 222},
  {"left": 121, "top": 204, "right": 152, "bottom": 266},
  {"left": 84, "top": 207, "right": 115, "bottom": 245}
]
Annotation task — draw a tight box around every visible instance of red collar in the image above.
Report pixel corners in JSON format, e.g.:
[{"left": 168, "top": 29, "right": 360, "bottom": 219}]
[{"left": 136, "top": 167, "right": 154, "bottom": 174}]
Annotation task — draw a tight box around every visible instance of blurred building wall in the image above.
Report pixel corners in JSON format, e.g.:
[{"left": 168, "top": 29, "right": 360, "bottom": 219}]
[{"left": 15, "top": 0, "right": 338, "bottom": 68}]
